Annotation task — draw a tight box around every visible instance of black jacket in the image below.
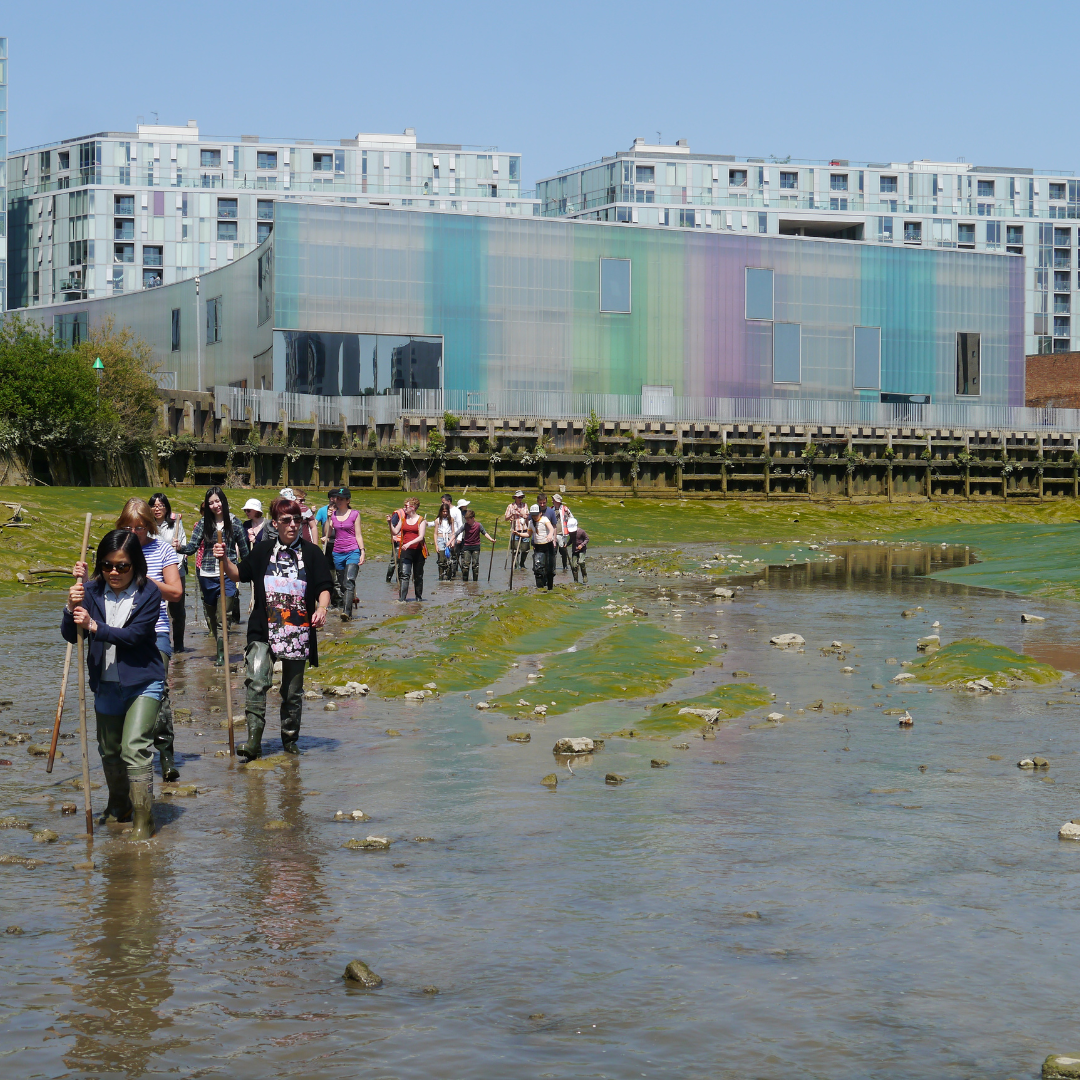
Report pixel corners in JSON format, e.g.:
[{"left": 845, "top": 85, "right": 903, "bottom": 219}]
[
  {"left": 61, "top": 579, "right": 165, "bottom": 692},
  {"left": 235, "top": 538, "right": 334, "bottom": 666}
]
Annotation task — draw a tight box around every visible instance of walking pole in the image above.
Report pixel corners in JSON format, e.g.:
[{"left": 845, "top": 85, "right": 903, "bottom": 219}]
[
  {"left": 47, "top": 643, "right": 73, "bottom": 774},
  {"left": 508, "top": 535, "right": 516, "bottom": 592},
  {"left": 74, "top": 512, "right": 94, "bottom": 838},
  {"left": 486, "top": 520, "right": 499, "bottom": 583},
  {"left": 215, "top": 524, "right": 236, "bottom": 757}
]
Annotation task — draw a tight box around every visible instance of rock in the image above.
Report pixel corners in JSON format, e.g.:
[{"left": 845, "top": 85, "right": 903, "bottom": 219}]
[
  {"left": 60, "top": 802, "right": 77, "bottom": 814},
  {"left": 32, "top": 829, "right": 58, "bottom": 843},
  {"left": 423, "top": 682, "right": 438, "bottom": 690},
  {"left": 693, "top": 646, "right": 703, "bottom": 653},
  {"left": 767, "top": 712, "right": 784, "bottom": 721},
  {"left": 632, "top": 607, "right": 648, "bottom": 616},
  {"left": 1044, "top": 1054, "right": 1080, "bottom": 1079},
  {"left": 323, "top": 702, "right": 338, "bottom": 712},
  {"left": 932, "top": 621, "right": 941, "bottom": 628},
  {"left": 161, "top": 784, "right": 198, "bottom": 797},
  {"left": 475, "top": 701, "right": 491, "bottom": 711},
  {"left": 651, "top": 759, "right": 670, "bottom": 768},
  {"left": 264, "top": 819, "right": 292, "bottom": 830},
  {"left": 1033, "top": 756, "right": 1050, "bottom": 768},
  {"left": 553, "top": 737, "right": 594, "bottom": 755},
  {"left": 343, "top": 960, "right": 383, "bottom": 988},
  {"left": 871, "top": 683, "right": 884, "bottom": 690},
  {"left": 328, "top": 682, "right": 370, "bottom": 697},
  {"left": 533, "top": 705, "right": 548, "bottom": 716},
  {"left": 304, "top": 690, "right": 322, "bottom": 701},
  {"left": 605, "top": 773, "right": 627, "bottom": 784},
  {"left": 679, "top": 707, "right": 722, "bottom": 723},
  {"left": 916, "top": 635, "right": 940, "bottom": 651},
  {"left": 732, "top": 670, "right": 750, "bottom": 677},
  {"left": 841, "top": 666, "right": 854, "bottom": 673},
  {"left": 385, "top": 729, "right": 401, "bottom": 737},
  {"left": 344, "top": 836, "right": 391, "bottom": 851},
  {"left": 769, "top": 633, "right": 805, "bottom": 647},
  {"left": 0, "top": 816, "right": 31, "bottom": 829},
  {"left": 529, "top": 1013, "right": 546, "bottom": 1020},
  {"left": 71, "top": 860, "right": 96, "bottom": 871},
  {"left": 6, "top": 925, "right": 23, "bottom": 934},
  {"left": 708, "top": 634, "right": 719, "bottom": 640},
  {"left": 403, "top": 691, "right": 426, "bottom": 702},
  {"left": 713, "top": 587, "right": 734, "bottom": 598},
  {"left": 1018, "top": 757, "right": 1050, "bottom": 769},
  {"left": 507, "top": 732, "right": 530, "bottom": 743},
  {"left": 892, "top": 673, "right": 916, "bottom": 683},
  {"left": 1021, "top": 613, "right": 1046, "bottom": 623},
  {"left": 0, "top": 854, "right": 41, "bottom": 868},
  {"left": 897, "top": 711, "right": 914, "bottom": 727},
  {"left": 422, "top": 985, "right": 439, "bottom": 994},
  {"left": 26, "top": 744, "right": 54, "bottom": 758},
  {"left": 966, "top": 677, "right": 995, "bottom": 692},
  {"left": 901, "top": 609, "right": 916, "bottom": 618},
  {"left": 1059, "top": 822, "right": 1080, "bottom": 841},
  {"left": 413, "top": 836, "right": 434, "bottom": 842},
  {"left": 672, "top": 742, "right": 690, "bottom": 750}
]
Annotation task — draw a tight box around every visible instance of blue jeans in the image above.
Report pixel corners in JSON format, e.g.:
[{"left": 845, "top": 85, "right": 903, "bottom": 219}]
[
  {"left": 94, "top": 678, "right": 165, "bottom": 714},
  {"left": 333, "top": 549, "right": 360, "bottom": 570}
]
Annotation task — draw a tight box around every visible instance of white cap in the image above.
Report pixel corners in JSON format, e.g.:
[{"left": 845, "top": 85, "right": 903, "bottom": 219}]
[
  {"left": 566, "top": 515, "right": 578, "bottom": 531},
  {"left": 514, "top": 490, "right": 525, "bottom": 498},
  {"left": 279, "top": 487, "right": 297, "bottom": 499},
  {"left": 456, "top": 499, "right": 471, "bottom": 508},
  {"left": 552, "top": 493, "right": 563, "bottom": 503},
  {"left": 242, "top": 498, "right": 263, "bottom": 513},
  {"left": 529, "top": 504, "right": 540, "bottom": 514}
]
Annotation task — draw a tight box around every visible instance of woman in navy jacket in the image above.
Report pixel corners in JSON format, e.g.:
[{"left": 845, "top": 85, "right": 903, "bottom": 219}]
[{"left": 62, "top": 530, "right": 165, "bottom": 839}]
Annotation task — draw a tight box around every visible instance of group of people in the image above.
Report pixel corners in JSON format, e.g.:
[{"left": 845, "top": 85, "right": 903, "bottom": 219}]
[{"left": 59, "top": 483, "right": 590, "bottom": 839}]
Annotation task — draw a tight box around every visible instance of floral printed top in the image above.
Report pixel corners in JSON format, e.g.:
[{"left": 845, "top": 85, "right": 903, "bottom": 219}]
[{"left": 264, "top": 539, "right": 310, "bottom": 660}]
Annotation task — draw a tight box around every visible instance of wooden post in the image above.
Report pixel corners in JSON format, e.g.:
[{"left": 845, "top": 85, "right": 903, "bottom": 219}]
[
  {"left": 964, "top": 433, "right": 971, "bottom": 500},
  {"left": 215, "top": 525, "right": 235, "bottom": 757},
  {"left": 75, "top": 513, "right": 94, "bottom": 838}
]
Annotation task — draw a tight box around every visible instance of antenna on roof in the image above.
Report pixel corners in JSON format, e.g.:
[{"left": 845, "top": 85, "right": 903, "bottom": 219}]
[
  {"left": 656, "top": 131, "right": 662, "bottom": 144},
  {"left": 152, "top": 111, "right": 159, "bottom": 124}
]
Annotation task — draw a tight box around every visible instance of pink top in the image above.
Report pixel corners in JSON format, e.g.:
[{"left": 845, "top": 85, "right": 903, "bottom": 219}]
[{"left": 331, "top": 509, "right": 360, "bottom": 554}]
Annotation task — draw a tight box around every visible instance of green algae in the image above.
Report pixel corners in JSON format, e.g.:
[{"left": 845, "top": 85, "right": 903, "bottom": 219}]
[
  {"left": 639, "top": 683, "right": 772, "bottom": 733},
  {"left": 910, "top": 637, "right": 1061, "bottom": 688}
]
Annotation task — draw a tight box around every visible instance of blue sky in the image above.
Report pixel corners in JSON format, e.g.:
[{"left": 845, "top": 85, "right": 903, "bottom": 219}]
[{"left": 5, "top": 0, "right": 1078, "bottom": 186}]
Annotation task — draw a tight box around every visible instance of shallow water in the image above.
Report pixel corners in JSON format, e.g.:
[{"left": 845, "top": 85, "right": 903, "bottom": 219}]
[{"left": 3, "top": 541, "right": 1080, "bottom": 1079}]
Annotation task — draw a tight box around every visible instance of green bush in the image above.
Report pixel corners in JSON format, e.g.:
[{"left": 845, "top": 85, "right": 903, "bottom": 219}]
[{"left": 443, "top": 411, "right": 460, "bottom": 432}]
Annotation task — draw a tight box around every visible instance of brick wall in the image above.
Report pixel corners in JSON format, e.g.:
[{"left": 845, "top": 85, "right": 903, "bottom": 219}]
[{"left": 1026, "top": 353, "right": 1080, "bottom": 408}]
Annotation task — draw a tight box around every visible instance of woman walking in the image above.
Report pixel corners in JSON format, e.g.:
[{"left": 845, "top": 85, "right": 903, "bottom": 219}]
[
  {"left": 392, "top": 497, "right": 427, "bottom": 602},
  {"left": 179, "top": 486, "right": 249, "bottom": 666},
  {"left": 529, "top": 503, "right": 557, "bottom": 591},
  {"left": 325, "top": 486, "right": 365, "bottom": 620},
  {"left": 459, "top": 509, "right": 497, "bottom": 581},
  {"left": 149, "top": 492, "right": 187, "bottom": 653},
  {"left": 433, "top": 501, "right": 456, "bottom": 581},
  {"left": 215, "top": 496, "right": 333, "bottom": 759},
  {"left": 63, "top": 530, "right": 166, "bottom": 839},
  {"left": 243, "top": 498, "right": 268, "bottom": 545},
  {"left": 568, "top": 516, "right": 588, "bottom": 583}
]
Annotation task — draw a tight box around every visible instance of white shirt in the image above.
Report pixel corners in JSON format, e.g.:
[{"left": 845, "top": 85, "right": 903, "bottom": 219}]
[
  {"left": 100, "top": 581, "right": 138, "bottom": 682},
  {"left": 449, "top": 505, "right": 464, "bottom": 544}
]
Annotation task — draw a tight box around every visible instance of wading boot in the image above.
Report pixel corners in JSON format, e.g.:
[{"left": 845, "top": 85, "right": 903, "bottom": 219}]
[
  {"left": 214, "top": 635, "right": 225, "bottom": 667},
  {"left": 98, "top": 757, "right": 132, "bottom": 824},
  {"left": 128, "top": 769, "right": 155, "bottom": 840},
  {"left": 341, "top": 563, "right": 359, "bottom": 621},
  {"left": 227, "top": 593, "right": 242, "bottom": 628},
  {"left": 159, "top": 749, "right": 179, "bottom": 783},
  {"left": 580, "top": 566, "right": 587, "bottom": 583},
  {"left": 236, "top": 715, "right": 265, "bottom": 761}
]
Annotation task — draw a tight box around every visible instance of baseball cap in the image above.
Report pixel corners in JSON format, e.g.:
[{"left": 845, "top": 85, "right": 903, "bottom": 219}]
[
  {"left": 242, "top": 498, "right": 263, "bottom": 513},
  {"left": 329, "top": 486, "right": 351, "bottom": 500},
  {"left": 529, "top": 504, "right": 540, "bottom": 514}
]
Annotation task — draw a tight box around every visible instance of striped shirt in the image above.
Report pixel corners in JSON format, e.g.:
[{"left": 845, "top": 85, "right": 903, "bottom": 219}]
[{"left": 142, "top": 538, "right": 180, "bottom": 636}]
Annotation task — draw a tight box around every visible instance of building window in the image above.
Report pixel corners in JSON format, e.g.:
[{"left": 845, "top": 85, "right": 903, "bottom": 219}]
[
  {"left": 1054, "top": 316, "right": 1071, "bottom": 338},
  {"left": 143, "top": 268, "right": 162, "bottom": 289},
  {"left": 143, "top": 245, "right": 163, "bottom": 267},
  {"left": 509, "top": 157, "right": 520, "bottom": 180},
  {"left": 679, "top": 209, "right": 695, "bottom": 228},
  {"left": 171, "top": 308, "right": 181, "bottom": 352},
  {"left": 1050, "top": 183, "right": 1066, "bottom": 200},
  {"left": 114, "top": 243, "right": 134, "bottom": 263},
  {"left": 257, "top": 199, "right": 274, "bottom": 220},
  {"left": 635, "top": 165, "right": 654, "bottom": 184},
  {"left": 217, "top": 197, "right": 238, "bottom": 219},
  {"left": 1007, "top": 224, "right": 1024, "bottom": 245},
  {"left": 1055, "top": 294, "right": 1071, "bottom": 314},
  {"left": 745, "top": 267, "right": 774, "bottom": 321},
  {"left": 257, "top": 222, "right": 272, "bottom": 243},
  {"left": 1055, "top": 271, "right": 1071, "bottom": 291},
  {"left": 773, "top": 323, "right": 801, "bottom": 384},
  {"left": 854, "top": 326, "right": 881, "bottom": 389},
  {"left": 1054, "top": 227, "right": 1072, "bottom": 247},
  {"left": 114, "top": 219, "right": 135, "bottom": 240},
  {"left": 879, "top": 175, "right": 898, "bottom": 193},
  {"left": 257, "top": 151, "right": 278, "bottom": 170},
  {"left": 904, "top": 221, "right": 922, "bottom": 243},
  {"left": 312, "top": 152, "right": 333, "bottom": 171},
  {"left": 956, "top": 332, "right": 980, "bottom": 396},
  {"left": 599, "top": 258, "right": 631, "bottom": 313},
  {"left": 1055, "top": 248, "right": 1071, "bottom": 268},
  {"left": 201, "top": 148, "right": 221, "bottom": 168},
  {"left": 957, "top": 223, "right": 975, "bottom": 247},
  {"left": 830, "top": 198, "right": 848, "bottom": 210},
  {"left": 217, "top": 220, "right": 238, "bottom": 241},
  {"left": 58, "top": 151, "right": 69, "bottom": 170},
  {"left": 779, "top": 171, "right": 797, "bottom": 189},
  {"left": 334, "top": 149, "right": 345, "bottom": 175},
  {"left": 114, "top": 194, "right": 135, "bottom": 216},
  {"left": 977, "top": 179, "right": 995, "bottom": 198},
  {"left": 878, "top": 216, "right": 894, "bottom": 241},
  {"left": 206, "top": 297, "right": 222, "bottom": 344},
  {"left": 729, "top": 169, "right": 747, "bottom": 187},
  {"left": 830, "top": 173, "right": 848, "bottom": 191},
  {"left": 758, "top": 213, "right": 768, "bottom": 234},
  {"left": 986, "top": 221, "right": 1001, "bottom": 247}
]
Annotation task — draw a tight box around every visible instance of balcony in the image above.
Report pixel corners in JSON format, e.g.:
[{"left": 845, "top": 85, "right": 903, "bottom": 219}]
[
  {"left": 217, "top": 202, "right": 238, "bottom": 219},
  {"left": 114, "top": 220, "right": 134, "bottom": 240},
  {"left": 143, "top": 250, "right": 163, "bottom": 267}
]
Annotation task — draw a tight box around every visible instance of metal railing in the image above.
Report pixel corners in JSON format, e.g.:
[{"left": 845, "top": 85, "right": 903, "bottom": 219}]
[{"left": 211, "top": 386, "right": 1080, "bottom": 434}]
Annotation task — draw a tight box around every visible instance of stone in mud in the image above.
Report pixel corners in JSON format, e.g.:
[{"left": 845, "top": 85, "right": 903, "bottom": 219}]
[
  {"left": 344, "top": 836, "right": 392, "bottom": 851},
  {"left": 769, "top": 633, "right": 805, "bottom": 647},
  {"left": 1044, "top": 1054, "right": 1080, "bottom": 1079},
  {"left": 1059, "top": 821, "right": 1080, "bottom": 841},
  {"left": 679, "top": 707, "right": 722, "bottom": 724},
  {"left": 304, "top": 690, "right": 322, "bottom": 701},
  {"left": 240, "top": 753, "right": 293, "bottom": 771},
  {"left": 871, "top": 684, "right": 884, "bottom": 690},
  {"left": 767, "top": 712, "right": 784, "bottom": 721},
  {"left": 161, "top": 784, "right": 198, "bottom": 797},
  {"left": 71, "top": 860, "right": 96, "bottom": 871},
  {"left": 1022, "top": 613, "right": 1046, "bottom": 623},
  {"left": 553, "top": 737, "right": 593, "bottom": 755},
  {"left": 713, "top": 587, "right": 734, "bottom": 599},
  {"left": 413, "top": 836, "right": 434, "bottom": 843},
  {"left": 1019, "top": 757, "right": 1049, "bottom": 769},
  {"left": 404, "top": 691, "right": 427, "bottom": 702},
  {"left": 264, "top": 819, "right": 292, "bottom": 830},
  {"left": 475, "top": 702, "right": 490, "bottom": 710},
  {"left": 334, "top": 809, "right": 371, "bottom": 822},
  {"left": 343, "top": 960, "right": 383, "bottom": 988},
  {"left": 32, "top": 829, "right": 58, "bottom": 843},
  {"left": 540, "top": 774, "right": 559, "bottom": 787},
  {"left": 423, "top": 682, "right": 438, "bottom": 690},
  {"left": 507, "top": 732, "right": 531, "bottom": 743},
  {"left": 26, "top": 744, "right": 55, "bottom": 758},
  {"left": 0, "top": 816, "right": 31, "bottom": 829},
  {"left": 605, "top": 773, "right": 627, "bottom": 784},
  {"left": 533, "top": 705, "right": 548, "bottom": 716},
  {"left": 651, "top": 759, "right": 670, "bottom": 768},
  {"left": 892, "top": 673, "right": 916, "bottom": 683},
  {"left": 329, "top": 682, "right": 370, "bottom": 697},
  {"left": 917, "top": 636, "right": 940, "bottom": 652},
  {"left": 732, "top": 670, "right": 750, "bottom": 677},
  {"left": 60, "top": 803, "right": 77, "bottom": 814},
  {"left": 672, "top": 742, "right": 690, "bottom": 750},
  {"left": 323, "top": 702, "right": 338, "bottom": 712},
  {"left": 6, "top": 925, "right": 23, "bottom": 934},
  {"left": 693, "top": 646, "right": 704, "bottom": 653},
  {"left": 0, "top": 854, "right": 41, "bottom": 868},
  {"left": 632, "top": 607, "right": 648, "bottom": 616}
]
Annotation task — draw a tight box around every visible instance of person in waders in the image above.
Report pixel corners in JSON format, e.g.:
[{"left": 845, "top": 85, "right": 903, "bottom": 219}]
[
  {"left": 215, "top": 497, "right": 333, "bottom": 760},
  {"left": 568, "top": 516, "right": 589, "bottom": 583},
  {"left": 179, "top": 487, "right": 249, "bottom": 666},
  {"left": 458, "top": 508, "right": 498, "bottom": 581},
  {"left": 325, "top": 486, "right": 365, "bottom": 620},
  {"left": 392, "top": 497, "right": 427, "bottom": 602},
  {"left": 551, "top": 493, "right": 572, "bottom": 572},
  {"left": 528, "top": 504, "right": 557, "bottom": 590},
  {"left": 149, "top": 492, "right": 187, "bottom": 652},
  {"left": 433, "top": 501, "right": 457, "bottom": 581},
  {"left": 63, "top": 530, "right": 165, "bottom": 839},
  {"left": 504, "top": 490, "right": 531, "bottom": 568}
]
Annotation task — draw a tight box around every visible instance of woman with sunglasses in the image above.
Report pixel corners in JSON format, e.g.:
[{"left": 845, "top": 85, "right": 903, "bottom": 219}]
[
  {"left": 63, "top": 530, "right": 166, "bottom": 840},
  {"left": 148, "top": 492, "right": 187, "bottom": 652},
  {"left": 215, "top": 496, "right": 333, "bottom": 759}
]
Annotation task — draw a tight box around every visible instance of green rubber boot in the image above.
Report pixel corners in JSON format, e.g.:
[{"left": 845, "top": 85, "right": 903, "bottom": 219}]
[
  {"left": 214, "top": 635, "right": 225, "bottom": 667},
  {"left": 98, "top": 758, "right": 132, "bottom": 824},
  {"left": 128, "top": 767, "right": 155, "bottom": 840},
  {"left": 236, "top": 716, "right": 265, "bottom": 762}
]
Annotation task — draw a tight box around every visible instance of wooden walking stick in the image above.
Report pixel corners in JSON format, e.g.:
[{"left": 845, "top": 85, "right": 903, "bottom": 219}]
[
  {"left": 46, "top": 644, "right": 73, "bottom": 774},
  {"left": 486, "top": 520, "right": 499, "bottom": 583},
  {"left": 215, "top": 524, "right": 236, "bottom": 757},
  {"left": 74, "top": 512, "right": 94, "bottom": 837}
]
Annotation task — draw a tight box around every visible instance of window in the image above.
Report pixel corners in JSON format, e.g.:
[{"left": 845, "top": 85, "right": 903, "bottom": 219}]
[
  {"left": 114, "top": 194, "right": 134, "bottom": 216},
  {"left": 679, "top": 209, "right": 696, "bottom": 228},
  {"left": 729, "top": 169, "right": 747, "bottom": 187},
  {"left": 1055, "top": 248, "right": 1071, "bottom": 268},
  {"left": 1055, "top": 271, "right": 1071, "bottom": 291},
  {"left": 509, "top": 157, "right": 520, "bottom": 181},
  {"left": 1007, "top": 224, "right": 1024, "bottom": 246},
  {"left": 257, "top": 150, "right": 277, "bottom": 170},
  {"left": 1055, "top": 294, "right": 1071, "bottom": 313},
  {"left": 957, "top": 223, "right": 975, "bottom": 247},
  {"left": 830, "top": 198, "right": 848, "bottom": 210},
  {"left": 1054, "top": 316, "right": 1071, "bottom": 338},
  {"left": 773, "top": 323, "right": 801, "bottom": 383},
  {"left": 313, "top": 152, "right": 333, "bottom": 171},
  {"left": 334, "top": 150, "right": 345, "bottom": 175},
  {"left": 879, "top": 175, "right": 897, "bottom": 194},
  {"left": 854, "top": 326, "right": 881, "bottom": 389},
  {"left": 114, "top": 219, "right": 135, "bottom": 240},
  {"left": 956, "top": 332, "right": 980, "bottom": 396},
  {"left": 217, "top": 197, "right": 238, "bottom": 219},
  {"left": 745, "top": 267, "right": 774, "bottom": 320},
  {"left": 878, "top": 216, "right": 894, "bottom": 241},
  {"left": 779, "top": 171, "right": 797, "bottom": 189},
  {"left": 257, "top": 199, "right": 274, "bottom": 220},
  {"left": 904, "top": 221, "right": 922, "bottom": 243},
  {"left": 143, "top": 268, "right": 162, "bottom": 289},
  {"left": 986, "top": 221, "right": 1001, "bottom": 246},
  {"left": 1050, "top": 183, "right": 1066, "bottom": 200},
  {"left": 830, "top": 173, "right": 848, "bottom": 191},
  {"left": 635, "top": 165, "right": 654, "bottom": 184},
  {"left": 114, "top": 243, "right": 134, "bottom": 263},
  {"left": 206, "top": 297, "right": 222, "bottom": 344},
  {"left": 257, "top": 222, "right": 272, "bottom": 243},
  {"left": 217, "top": 220, "right": 238, "bottom": 241},
  {"left": 1055, "top": 227, "right": 1072, "bottom": 246},
  {"left": 977, "top": 179, "right": 995, "bottom": 198},
  {"left": 171, "top": 308, "right": 181, "bottom": 352},
  {"left": 57, "top": 151, "right": 69, "bottom": 170},
  {"left": 143, "top": 245, "right": 163, "bottom": 267},
  {"left": 758, "top": 213, "right": 768, "bottom": 234},
  {"left": 599, "top": 258, "right": 631, "bottom": 313},
  {"left": 201, "top": 148, "right": 221, "bottom": 168}
]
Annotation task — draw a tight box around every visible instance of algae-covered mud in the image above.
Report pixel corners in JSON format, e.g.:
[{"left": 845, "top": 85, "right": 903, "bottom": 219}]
[{"left": 5, "top": 488, "right": 1080, "bottom": 1078}]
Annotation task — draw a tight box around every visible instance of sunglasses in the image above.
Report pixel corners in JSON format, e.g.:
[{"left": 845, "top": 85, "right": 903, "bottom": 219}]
[
  {"left": 276, "top": 515, "right": 301, "bottom": 525},
  {"left": 103, "top": 561, "right": 132, "bottom": 573}
]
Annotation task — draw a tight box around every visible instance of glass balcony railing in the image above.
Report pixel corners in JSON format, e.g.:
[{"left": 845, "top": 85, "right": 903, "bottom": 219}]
[
  {"left": 217, "top": 206, "right": 238, "bottom": 218},
  {"left": 114, "top": 221, "right": 134, "bottom": 240},
  {"left": 143, "top": 252, "right": 163, "bottom": 267}
]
